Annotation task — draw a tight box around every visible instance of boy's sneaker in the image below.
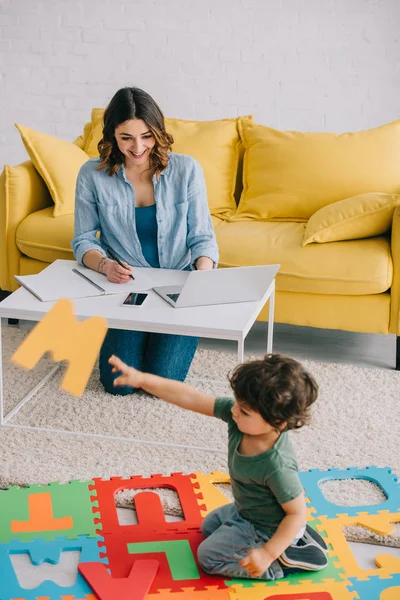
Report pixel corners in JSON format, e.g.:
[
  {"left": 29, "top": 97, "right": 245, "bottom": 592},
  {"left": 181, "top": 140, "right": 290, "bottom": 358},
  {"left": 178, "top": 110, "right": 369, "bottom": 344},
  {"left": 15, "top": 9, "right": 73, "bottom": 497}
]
[
  {"left": 302, "top": 524, "right": 328, "bottom": 552},
  {"left": 278, "top": 538, "right": 328, "bottom": 571}
]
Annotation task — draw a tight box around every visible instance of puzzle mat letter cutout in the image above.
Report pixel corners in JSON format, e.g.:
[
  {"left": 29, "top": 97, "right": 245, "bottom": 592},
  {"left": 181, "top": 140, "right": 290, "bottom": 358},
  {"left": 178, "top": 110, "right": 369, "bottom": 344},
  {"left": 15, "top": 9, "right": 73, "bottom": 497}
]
[
  {"left": 11, "top": 298, "right": 108, "bottom": 397},
  {"left": 0, "top": 468, "right": 399, "bottom": 599},
  {"left": 6, "top": 302, "right": 400, "bottom": 597}
]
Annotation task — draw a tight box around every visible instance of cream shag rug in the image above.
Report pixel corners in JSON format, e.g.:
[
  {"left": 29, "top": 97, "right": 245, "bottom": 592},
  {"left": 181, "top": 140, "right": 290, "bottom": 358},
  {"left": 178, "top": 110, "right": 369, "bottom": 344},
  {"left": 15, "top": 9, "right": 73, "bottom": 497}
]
[{"left": 1, "top": 325, "right": 400, "bottom": 547}]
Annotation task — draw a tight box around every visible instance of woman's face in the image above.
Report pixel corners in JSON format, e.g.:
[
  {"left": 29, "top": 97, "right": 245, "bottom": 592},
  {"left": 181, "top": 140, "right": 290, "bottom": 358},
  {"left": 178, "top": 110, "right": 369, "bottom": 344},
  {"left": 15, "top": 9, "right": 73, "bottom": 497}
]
[{"left": 114, "top": 118, "right": 156, "bottom": 167}]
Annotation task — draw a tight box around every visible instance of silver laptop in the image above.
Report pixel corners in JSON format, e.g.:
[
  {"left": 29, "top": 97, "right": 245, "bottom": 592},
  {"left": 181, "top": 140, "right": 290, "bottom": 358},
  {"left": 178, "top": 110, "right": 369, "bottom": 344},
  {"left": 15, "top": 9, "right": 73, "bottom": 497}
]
[{"left": 152, "top": 264, "right": 280, "bottom": 308}]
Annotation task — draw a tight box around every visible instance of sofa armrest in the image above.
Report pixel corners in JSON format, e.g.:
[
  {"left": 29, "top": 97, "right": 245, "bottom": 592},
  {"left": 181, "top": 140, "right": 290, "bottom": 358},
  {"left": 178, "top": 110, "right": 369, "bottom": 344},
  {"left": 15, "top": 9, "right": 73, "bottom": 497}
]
[
  {"left": 0, "top": 160, "right": 53, "bottom": 292},
  {"left": 389, "top": 204, "right": 400, "bottom": 334}
]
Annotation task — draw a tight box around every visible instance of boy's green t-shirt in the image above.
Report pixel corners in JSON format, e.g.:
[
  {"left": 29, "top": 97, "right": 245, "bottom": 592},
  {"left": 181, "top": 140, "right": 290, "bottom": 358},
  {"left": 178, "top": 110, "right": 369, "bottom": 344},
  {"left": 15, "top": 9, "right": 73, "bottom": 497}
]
[{"left": 214, "top": 397, "right": 303, "bottom": 535}]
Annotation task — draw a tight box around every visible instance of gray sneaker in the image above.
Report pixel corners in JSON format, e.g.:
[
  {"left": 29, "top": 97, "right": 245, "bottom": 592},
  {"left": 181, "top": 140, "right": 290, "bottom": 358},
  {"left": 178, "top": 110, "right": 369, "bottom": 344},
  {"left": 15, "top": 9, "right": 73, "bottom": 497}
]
[
  {"left": 302, "top": 524, "right": 328, "bottom": 552},
  {"left": 279, "top": 540, "right": 328, "bottom": 571}
]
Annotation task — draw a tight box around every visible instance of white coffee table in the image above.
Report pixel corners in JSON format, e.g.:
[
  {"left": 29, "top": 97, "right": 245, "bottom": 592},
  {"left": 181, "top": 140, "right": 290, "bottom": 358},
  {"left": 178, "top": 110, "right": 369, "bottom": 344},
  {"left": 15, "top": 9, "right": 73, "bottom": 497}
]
[{"left": 0, "top": 261, "right": 277, "bottom": 445}]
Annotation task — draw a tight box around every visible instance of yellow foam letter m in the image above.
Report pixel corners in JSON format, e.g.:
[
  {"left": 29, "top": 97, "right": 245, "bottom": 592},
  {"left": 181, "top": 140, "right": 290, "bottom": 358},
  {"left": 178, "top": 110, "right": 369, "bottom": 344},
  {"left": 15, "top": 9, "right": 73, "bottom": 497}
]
[{"left": 11, "top": 298, "right": 108, "bottom": 397}]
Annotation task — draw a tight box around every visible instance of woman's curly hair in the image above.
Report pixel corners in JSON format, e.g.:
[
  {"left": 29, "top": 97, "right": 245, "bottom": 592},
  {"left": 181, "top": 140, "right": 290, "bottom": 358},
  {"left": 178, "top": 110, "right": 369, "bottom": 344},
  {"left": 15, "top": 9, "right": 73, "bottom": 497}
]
[
  {"left": 97, "top": 87, "right": 174, "bottom": 177},
  {"left": 228, "top": 353, "right": 318, "bottom": 431}
]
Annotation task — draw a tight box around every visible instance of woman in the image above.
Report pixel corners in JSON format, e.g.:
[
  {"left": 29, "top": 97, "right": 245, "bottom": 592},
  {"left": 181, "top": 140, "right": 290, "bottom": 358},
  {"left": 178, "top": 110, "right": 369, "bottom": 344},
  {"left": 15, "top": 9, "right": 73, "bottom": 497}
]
[{"left": 71, "top": 87, "right": 218, "bottom": 395}]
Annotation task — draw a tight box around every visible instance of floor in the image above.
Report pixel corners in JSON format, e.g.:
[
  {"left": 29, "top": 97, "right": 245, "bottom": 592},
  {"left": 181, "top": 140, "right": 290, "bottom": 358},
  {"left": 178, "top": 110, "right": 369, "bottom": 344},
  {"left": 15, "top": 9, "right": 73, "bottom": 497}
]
[{"left": 3, "top": 319, "right": 400, "bottom": 589}]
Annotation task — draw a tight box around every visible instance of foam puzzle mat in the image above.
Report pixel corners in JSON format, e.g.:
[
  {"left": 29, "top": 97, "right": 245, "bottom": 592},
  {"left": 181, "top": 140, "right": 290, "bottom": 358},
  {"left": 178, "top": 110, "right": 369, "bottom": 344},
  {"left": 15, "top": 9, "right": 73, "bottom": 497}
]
[{"left": 0, "top": 467, "right": 399, "bottom": 599}]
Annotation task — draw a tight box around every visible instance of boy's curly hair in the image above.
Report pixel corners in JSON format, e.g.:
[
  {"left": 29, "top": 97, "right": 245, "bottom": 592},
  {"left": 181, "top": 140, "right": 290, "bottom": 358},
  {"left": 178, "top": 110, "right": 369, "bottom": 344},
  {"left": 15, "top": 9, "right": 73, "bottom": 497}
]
[{"left": 228, "top": 353, "right": 318, "bottom": 431}]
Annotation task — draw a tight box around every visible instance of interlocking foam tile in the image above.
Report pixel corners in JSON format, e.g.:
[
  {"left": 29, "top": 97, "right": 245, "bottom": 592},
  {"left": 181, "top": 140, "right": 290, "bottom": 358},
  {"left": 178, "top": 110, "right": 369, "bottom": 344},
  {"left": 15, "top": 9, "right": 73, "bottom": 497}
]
[
  {"left": 225, "top": 517, "right": 343, "bottom": 590},
  {"left": 316, "top": 513, "right": 400, "bottom": 581},
  {"left": 190, "top": 471, "right": 231, "bottom": 517},
  {"left": 228, "top": 579, "right": 358, "bottom": 599},
  {"left": 2, "top": 470, "right": 400, "bottom": 599},
  {"left": 79, "top": 559, "right": 159, "bottom": 600},
  {"left": 99, "top": 528, "right": 229, "bottom": 594},
  {"left": 90, "top": 473, "right": 203, "bottom": 535},
  {"left": 0, "top": 535, "right": 107, "bottom": 600},
  {"left": 226, "top": 561, "right": 345, "bottom": 590},
  {"left": 0, "top": 480, "right": 98, "bottom": 543},
  {"left": 300, "top": 467, "right": 400, "bottom": 519},
  {"left": 348, "top": 573, "right": 400, "bottom": 600},
  {"left": 146, "top": 588, "right": 231, "bottom": 599},
  {"left": 58, "top": 596, "right": 96, "bottom": 600}
]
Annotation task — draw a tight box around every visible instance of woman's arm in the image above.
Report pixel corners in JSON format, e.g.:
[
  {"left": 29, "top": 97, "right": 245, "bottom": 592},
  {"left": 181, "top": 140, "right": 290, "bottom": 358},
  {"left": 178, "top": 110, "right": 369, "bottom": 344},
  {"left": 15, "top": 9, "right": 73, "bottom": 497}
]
[
  {"left": 186, "top": 159, "right": 219, "bottom": 269},
  {"left": 194, "top": 256, "right": 214, "bottom": 270},
  {"left": 72, "top": 166, "right": 133, "bottom": 282},
  {"left": 82, "top": 249, "right": 133, "bottom": 282},
  {"left": 82, "top": 249, "right": 110, "bottom": 273},
  {"left": 71, "top": 166, "right": 106, "bottom": 266}
]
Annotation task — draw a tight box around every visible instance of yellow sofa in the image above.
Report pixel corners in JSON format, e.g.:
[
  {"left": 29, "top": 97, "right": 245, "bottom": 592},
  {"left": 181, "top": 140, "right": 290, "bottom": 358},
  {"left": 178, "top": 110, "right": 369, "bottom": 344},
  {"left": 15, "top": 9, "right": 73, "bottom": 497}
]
[{"left": 1, "top": 111, "right": 400, "bottom": 368}]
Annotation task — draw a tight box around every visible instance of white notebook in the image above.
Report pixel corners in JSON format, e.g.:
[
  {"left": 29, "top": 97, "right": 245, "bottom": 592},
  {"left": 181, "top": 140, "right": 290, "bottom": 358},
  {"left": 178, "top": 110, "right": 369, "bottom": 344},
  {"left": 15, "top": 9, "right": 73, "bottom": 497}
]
[{"left": 14, "top": 259, "right": 155, "bottom": 302}]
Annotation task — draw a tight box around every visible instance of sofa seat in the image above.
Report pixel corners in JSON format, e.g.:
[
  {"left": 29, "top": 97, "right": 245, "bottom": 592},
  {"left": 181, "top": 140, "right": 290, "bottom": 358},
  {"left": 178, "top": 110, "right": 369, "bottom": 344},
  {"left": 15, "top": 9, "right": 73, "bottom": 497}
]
[
  {"left": 15, "top": 209, "right": 225, "bottom": 265},
  {"left": 16, "top": 207, "right": 74, "bottom": 263},
  {"left": 215, "top": 221, "right": 392, "bottom": 295}
]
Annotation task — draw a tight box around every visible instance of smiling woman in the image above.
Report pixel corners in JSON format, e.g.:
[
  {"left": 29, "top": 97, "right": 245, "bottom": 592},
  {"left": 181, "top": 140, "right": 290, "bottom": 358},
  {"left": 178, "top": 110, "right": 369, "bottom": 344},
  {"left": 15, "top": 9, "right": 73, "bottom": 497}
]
[{"left": 70, "top": 86, "right": 219, "bottom": 395}]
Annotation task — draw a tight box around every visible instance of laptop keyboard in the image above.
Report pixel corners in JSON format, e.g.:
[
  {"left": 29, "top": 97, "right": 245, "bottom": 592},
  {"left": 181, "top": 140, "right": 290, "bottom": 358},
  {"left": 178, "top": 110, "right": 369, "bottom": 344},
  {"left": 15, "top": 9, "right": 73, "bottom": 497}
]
[{"left": 167, "top": 293, "right": 181, "bottom": 303}]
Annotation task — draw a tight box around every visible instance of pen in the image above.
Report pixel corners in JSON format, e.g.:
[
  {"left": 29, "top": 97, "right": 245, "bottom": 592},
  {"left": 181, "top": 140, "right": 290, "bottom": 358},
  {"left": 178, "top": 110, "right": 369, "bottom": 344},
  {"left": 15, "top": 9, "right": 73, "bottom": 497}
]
[{"left": 105, "top": 246, "right": 135, "bottom": 280}]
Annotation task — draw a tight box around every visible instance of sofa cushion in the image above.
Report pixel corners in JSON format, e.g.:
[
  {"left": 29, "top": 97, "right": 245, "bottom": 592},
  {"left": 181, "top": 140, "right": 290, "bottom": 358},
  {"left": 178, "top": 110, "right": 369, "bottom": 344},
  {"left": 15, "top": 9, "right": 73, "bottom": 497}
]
[
  {"left": 16, "top": 209, "right": 224, "bottom": 264},
  {"left": 215, "top": 221, "right": 392, "bottom": 295},
  {"left": 303, "top": 192, "right": 400, "bottom": 246},
  {"left": 81, "top": 108, "right": 247, "bottom": 219},
  {"left": 16, "top": 207, "right": 75, "bottom": 262},
  {"left": 73, "top": 120, "right": 94, "bottom": 151},
  {"left": 15, "top": 124, "right": 89, "bottom": 218},
  {"left": 84, "top": 108, "right": 104, "bottom": 157},
  {"left": 234, "top": 118, "right": 400, "bottom": 221}
]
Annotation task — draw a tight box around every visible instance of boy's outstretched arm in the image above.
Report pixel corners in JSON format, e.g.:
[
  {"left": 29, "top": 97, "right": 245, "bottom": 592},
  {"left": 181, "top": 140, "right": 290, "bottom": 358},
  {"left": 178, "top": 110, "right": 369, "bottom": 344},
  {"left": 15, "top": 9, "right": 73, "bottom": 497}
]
[{"left": 108, "top": 355, "right": 216, "bottom": 416}]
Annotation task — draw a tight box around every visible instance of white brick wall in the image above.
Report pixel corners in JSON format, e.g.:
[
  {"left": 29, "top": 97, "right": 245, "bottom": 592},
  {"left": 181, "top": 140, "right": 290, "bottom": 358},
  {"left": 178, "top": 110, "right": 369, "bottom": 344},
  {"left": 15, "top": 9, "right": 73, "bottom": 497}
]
[{"left": 0, "top": 0, "right": 399, "bottom": 172}]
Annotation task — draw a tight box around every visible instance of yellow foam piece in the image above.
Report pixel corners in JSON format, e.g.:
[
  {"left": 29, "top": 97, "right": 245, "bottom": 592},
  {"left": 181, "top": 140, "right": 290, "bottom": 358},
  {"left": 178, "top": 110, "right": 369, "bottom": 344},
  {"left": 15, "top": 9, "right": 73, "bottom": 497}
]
[
  {"left": 190, "top": 471, "right": 231, "bottom": 516},
  {"left": 148, "top": 588, "right": 231, "bottom": 599},
  {"left": 11, "top": 298, "right": 108, "bottom": 397},
  {"left": 229, "top": 579, "right": 358, "bottom": 599},
  {"left": 333, "top": 511, "right": 396, "bottom": 537},
  {"left": 381, "top": 587, "right": 400, "bottom": 600},
  {"left": 375, "top": 554, "right": 400, "bottom": 571},
  {"left": 316, "top": 512, "right": 400, "bottom": 580}
]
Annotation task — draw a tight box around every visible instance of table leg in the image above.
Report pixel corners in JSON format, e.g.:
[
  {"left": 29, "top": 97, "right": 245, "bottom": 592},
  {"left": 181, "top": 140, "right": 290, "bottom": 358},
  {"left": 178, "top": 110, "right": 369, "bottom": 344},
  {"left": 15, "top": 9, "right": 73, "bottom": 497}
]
[
  {"left": 267, "top": 284, "right": 275, "bottom": 353},
  {"left": 237, "top": 338, "right": 244, "bottom": 363}
]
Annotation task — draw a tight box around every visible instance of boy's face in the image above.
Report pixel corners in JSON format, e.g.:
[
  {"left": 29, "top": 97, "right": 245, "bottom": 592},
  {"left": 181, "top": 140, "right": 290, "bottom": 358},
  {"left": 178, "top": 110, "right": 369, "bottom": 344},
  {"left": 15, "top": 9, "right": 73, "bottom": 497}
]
[{"left": 231, "top": 399, "right": 279, "bottom": 437}]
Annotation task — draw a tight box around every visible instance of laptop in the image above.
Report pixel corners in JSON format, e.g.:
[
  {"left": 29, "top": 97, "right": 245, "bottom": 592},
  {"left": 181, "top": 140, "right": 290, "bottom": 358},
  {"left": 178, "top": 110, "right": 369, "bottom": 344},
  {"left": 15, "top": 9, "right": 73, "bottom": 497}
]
[{"left": 152, "top": 264, "right": 280, "bottom": 308}]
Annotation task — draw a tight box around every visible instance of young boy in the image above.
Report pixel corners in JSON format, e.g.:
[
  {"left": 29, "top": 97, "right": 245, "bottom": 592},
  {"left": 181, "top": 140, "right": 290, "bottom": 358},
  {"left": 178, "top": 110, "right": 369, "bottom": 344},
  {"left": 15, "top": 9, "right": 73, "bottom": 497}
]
[{"left": 108, "top": 352, "right": 328, "bottom": 581}]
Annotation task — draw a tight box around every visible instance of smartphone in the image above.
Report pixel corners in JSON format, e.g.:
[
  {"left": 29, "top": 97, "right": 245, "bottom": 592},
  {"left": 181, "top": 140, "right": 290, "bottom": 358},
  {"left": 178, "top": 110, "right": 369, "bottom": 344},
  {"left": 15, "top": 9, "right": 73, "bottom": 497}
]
[{"left": 122, "top": 293, "right": 148, "bottom": 306}]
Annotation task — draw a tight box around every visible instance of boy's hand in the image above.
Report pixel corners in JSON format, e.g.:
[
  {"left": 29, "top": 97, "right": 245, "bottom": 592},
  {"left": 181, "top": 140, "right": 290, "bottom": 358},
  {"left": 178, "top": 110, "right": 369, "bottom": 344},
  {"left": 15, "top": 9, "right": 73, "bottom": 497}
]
[
  {"left": 239, "top": 547, "right": 274, "bottom": 577},
  {"left": 108, "top": 355, "right": 144, "bottom": 388}
]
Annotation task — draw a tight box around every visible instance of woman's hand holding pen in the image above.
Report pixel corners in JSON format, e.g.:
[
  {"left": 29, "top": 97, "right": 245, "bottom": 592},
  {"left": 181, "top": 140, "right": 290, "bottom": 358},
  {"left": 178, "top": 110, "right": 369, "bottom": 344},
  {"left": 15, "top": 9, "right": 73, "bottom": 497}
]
[{"left": 103, "top": 259, "right": 133, "bottom": 283}]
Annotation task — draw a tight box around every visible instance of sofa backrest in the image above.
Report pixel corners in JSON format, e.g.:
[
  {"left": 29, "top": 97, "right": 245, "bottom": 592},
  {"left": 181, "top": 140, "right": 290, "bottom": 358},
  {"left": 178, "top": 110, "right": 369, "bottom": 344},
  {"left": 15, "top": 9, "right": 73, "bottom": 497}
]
[
  {"left": 74, "top": 108, "right": 249, "bottom": 220},
  {"left": 231, "top": 117, "right": 400, "bottom": 222}
]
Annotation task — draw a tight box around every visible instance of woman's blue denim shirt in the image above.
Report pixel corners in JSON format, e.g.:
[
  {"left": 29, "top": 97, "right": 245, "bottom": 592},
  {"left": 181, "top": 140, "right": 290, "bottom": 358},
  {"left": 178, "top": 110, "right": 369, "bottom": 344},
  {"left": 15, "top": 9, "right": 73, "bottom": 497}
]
[{"left": 71, "top": 153, "right": 219, "bottom": 270}]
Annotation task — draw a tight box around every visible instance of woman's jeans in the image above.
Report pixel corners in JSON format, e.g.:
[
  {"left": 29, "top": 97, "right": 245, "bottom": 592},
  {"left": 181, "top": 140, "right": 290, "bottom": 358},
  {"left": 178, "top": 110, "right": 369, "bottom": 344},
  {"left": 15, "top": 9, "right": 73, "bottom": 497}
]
[
  {"left": 197, "top": 503, "right": 285, "bottom": 580},
  {"left": 99, "top": 328, "right": 199, "bottom": 395}
]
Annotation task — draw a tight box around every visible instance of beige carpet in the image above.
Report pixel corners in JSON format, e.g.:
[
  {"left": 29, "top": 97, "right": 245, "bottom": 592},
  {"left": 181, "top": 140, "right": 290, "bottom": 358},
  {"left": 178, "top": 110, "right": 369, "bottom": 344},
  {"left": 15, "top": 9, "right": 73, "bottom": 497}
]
[{"left": 1, "top": 325, "right": 400, "bottom": 547}]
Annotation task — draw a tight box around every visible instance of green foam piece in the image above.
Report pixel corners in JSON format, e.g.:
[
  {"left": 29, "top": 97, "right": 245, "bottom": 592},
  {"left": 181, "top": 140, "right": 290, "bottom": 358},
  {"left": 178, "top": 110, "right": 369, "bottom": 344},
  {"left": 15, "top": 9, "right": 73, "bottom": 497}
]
[
  {"left": 225, "top": 517, "right": 343, "bottom": 588},
  {"left": 0, "top": 480, "right": 98, "bottom": 542},
  {"left": 128, "top": 540, "right": 200, "bottom": 580}
]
